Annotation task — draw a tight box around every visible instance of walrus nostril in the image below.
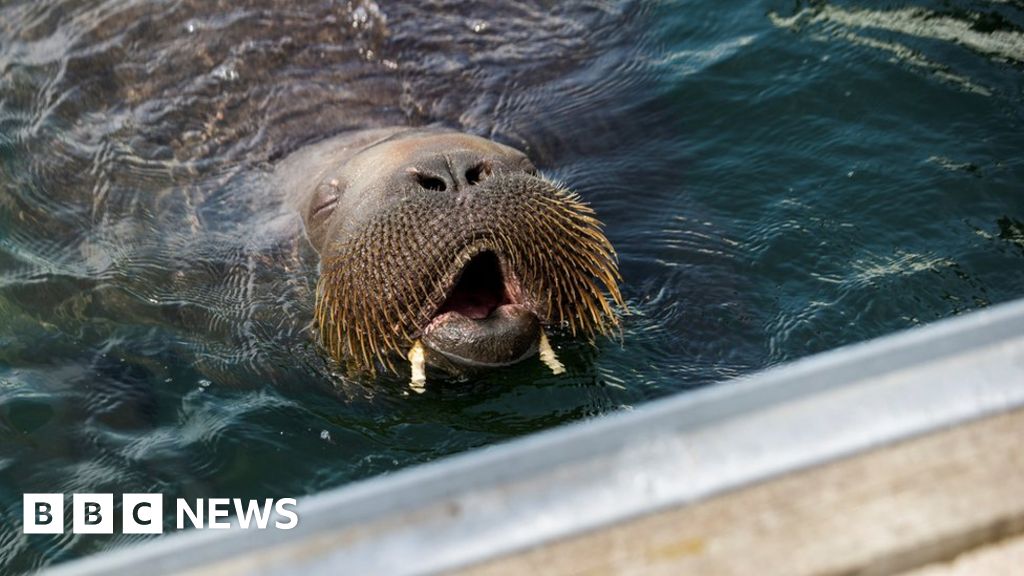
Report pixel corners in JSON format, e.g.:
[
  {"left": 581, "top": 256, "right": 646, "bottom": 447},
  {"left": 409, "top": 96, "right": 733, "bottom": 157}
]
[
  {"left": 416, "top": 173, "right": 447, "bottom": 191},
  {"left": 465, "top": 162, "right": 492, "bottom": 185}
]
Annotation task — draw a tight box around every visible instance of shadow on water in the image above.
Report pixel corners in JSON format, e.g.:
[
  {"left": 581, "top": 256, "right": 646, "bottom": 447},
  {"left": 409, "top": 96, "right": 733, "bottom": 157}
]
[{"left": 0, "top": 0, "right": 1023, "bottom": 570}]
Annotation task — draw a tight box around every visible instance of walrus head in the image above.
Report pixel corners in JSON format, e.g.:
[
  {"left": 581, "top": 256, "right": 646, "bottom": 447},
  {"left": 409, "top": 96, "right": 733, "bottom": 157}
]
[{"left": 301, "top": 127, "right": 622, "bottom": 375}]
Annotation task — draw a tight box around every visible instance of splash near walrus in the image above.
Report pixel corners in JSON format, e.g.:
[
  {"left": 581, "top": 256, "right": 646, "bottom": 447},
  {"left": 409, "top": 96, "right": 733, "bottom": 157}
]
[{"left": 277, "top": 126, "right": 623, "bottom": 381}]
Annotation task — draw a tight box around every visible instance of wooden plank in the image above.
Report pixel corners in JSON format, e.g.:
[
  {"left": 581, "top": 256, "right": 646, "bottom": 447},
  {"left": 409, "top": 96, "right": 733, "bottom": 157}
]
[
  {"left": 455, "top": 408, "right": 1024, "bottom": 576},
  {"left": 903, "top": 533, "right": 1024, "bottom": 576}
]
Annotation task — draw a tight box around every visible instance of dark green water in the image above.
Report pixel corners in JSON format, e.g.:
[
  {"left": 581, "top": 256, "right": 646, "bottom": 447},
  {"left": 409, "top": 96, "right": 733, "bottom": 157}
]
[{"left": 1, "top": 0, "right": 1022, "bottom": 570}]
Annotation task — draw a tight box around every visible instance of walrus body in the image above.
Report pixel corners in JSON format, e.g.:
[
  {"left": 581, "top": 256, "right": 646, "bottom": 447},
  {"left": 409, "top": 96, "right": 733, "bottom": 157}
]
[{"left": 274, "top": 126, "right": 623, "bottom": 378}]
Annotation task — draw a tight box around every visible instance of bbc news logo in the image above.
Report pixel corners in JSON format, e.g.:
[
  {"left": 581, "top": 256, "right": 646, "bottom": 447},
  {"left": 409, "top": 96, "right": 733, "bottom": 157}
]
[{"left": 23, "top": 494, "right": 299, "bottom": 534}]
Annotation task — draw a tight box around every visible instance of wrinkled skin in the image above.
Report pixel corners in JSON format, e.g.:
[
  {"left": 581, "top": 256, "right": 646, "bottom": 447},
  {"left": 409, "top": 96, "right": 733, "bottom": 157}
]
[{"left": 275, "top": 126, "right": 621, "bottom": 373}]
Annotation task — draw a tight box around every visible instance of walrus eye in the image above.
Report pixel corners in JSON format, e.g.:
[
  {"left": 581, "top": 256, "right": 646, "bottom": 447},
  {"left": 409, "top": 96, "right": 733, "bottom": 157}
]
[
  {"left": 311, "top": 179, "right": 340, "bottom": 221},
  {"left": 415, "top": 173, "right": 447, "bottom": 192},
  {"left": 465, "top": 161, "right": 491, "bottom": 185}
]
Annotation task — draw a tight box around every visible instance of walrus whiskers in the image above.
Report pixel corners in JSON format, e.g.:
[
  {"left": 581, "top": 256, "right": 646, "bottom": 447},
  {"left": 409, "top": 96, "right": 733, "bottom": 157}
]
[{"left": 314, "top": 173, "right": 623, "bottom": 375}]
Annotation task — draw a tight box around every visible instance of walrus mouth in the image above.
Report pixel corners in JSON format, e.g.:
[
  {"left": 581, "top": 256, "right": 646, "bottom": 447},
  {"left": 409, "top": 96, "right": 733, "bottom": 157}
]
[
  {"left": 430, "top": 251, "right": 512, "bottom": 323},
  {"left": 315, "top": 172, "right": 623, "bottom": 375},
  {"left": 420, "top": 250, "right": 542, "bottom": 367}
]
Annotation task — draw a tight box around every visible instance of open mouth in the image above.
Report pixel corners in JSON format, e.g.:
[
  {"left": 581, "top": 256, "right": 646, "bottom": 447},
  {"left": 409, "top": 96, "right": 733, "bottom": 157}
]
[
  {"left": 421, "top": 250, "right": 541, "bottom": 367},
  {"left": 432, "top": 251, "right": 512, "bottom": 321}
]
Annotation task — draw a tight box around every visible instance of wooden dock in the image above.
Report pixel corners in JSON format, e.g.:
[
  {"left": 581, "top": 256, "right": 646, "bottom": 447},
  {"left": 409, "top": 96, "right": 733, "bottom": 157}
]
[{"left": 459, "top": 408, "right": 1024, "bottom": 576}]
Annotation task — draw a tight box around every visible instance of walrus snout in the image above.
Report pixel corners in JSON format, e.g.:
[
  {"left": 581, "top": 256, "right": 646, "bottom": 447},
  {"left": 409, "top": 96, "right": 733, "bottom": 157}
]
[{"left": 421, "top": 250, "right": 542, "bottom": 367}]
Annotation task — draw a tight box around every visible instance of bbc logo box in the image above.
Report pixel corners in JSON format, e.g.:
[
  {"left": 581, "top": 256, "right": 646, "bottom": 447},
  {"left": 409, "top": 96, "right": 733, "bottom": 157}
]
[
  {"left": 24, "top": 493, "right": 163, "bottom": 535},
  {"left": 23, "top": 494, "right": 298, "bottom": 534}
]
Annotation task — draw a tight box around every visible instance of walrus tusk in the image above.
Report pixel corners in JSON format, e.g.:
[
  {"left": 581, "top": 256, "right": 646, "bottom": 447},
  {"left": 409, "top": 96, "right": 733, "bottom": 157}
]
[
  {"left": 408, "top": 340, "right": 427, "bottom": 393},
  {"left": 538, "top": 331, "right": 566, "bottom": 375}
]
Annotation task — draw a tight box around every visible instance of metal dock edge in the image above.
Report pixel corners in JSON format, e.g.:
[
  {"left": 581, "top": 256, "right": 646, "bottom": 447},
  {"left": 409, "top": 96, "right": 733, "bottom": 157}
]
[{"left": 45, "top": 298, "right": 1024, "bottom": 575}]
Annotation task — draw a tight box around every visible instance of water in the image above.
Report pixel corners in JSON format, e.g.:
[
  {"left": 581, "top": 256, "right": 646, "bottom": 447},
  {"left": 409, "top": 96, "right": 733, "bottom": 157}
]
[{"left": 1, "top": 0, "right": 1022, "bottom": 570}]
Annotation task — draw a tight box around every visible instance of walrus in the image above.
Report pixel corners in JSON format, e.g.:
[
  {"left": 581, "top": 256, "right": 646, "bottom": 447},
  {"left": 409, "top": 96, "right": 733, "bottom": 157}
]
[{"left": 274, "top": 125, "right": 624, "bottom": 385}]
